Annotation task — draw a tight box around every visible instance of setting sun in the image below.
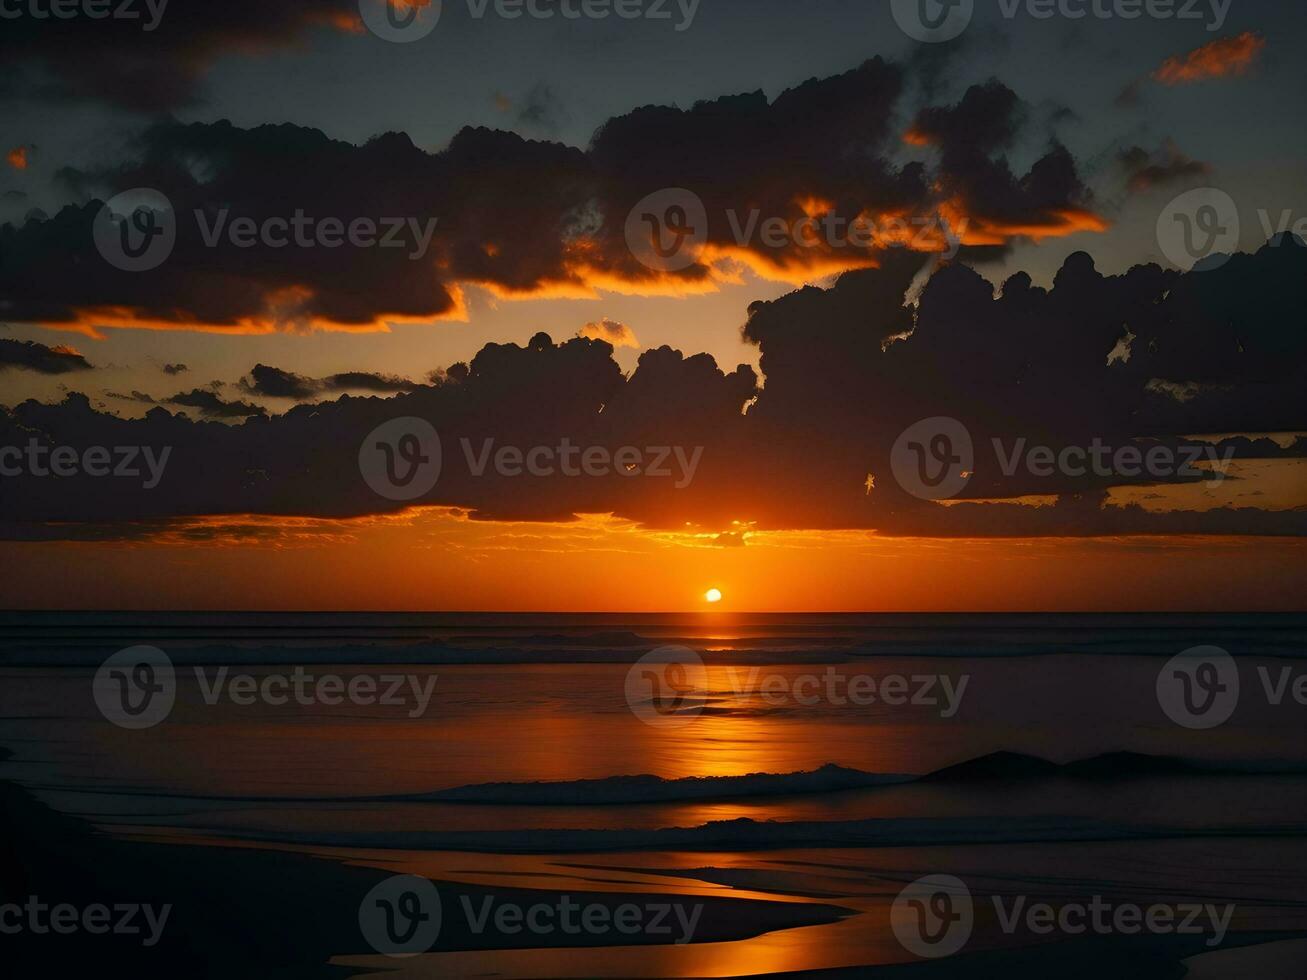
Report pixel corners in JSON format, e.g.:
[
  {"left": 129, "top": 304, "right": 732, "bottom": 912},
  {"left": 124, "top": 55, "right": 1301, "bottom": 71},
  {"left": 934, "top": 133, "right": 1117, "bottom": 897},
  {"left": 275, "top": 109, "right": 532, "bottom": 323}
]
[{"left": 704, "top": 588, "right": 723, "bottom": 604}]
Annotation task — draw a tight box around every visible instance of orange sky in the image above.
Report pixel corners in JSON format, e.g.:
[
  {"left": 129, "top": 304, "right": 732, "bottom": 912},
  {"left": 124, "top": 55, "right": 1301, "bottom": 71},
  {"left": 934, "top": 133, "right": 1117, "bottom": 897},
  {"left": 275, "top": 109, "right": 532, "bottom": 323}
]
[{"left": 3, "top": 510, "right": 1304, "bottom": 611}]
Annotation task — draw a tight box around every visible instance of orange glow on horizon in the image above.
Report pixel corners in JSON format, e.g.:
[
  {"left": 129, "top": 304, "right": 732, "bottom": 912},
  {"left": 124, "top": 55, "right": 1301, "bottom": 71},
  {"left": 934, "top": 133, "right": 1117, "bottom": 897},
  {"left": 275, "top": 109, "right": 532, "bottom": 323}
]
[{"left": 4, "top": 508, "right": 1305, "bottom": 612}]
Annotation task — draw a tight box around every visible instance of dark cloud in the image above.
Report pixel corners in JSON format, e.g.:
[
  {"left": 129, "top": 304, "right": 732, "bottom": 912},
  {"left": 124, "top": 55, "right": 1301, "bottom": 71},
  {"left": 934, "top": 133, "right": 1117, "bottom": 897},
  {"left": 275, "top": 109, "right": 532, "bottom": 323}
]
[
  {"left": 167, "top": 388, "right": 267, "bottom": 419},
  {"left": 239, "top": 364, "right": 419, "bottom": 400},
  {"left": 907, "top": 81, "right": 1104, "bottom": 248},
  {"left": 0, "top": 338, "right": 93, "bottom": 374},
  {"left": 1115, "top": 78, "right": 1146, "bottom": 108},
  {"left": 162, "top": 362, "right": 189, "bottom": 375},
  {"left": 1, "top": 0, "right": 363, "bottom": 111},
  {"left": 0, "top": 60, "right": 1105, "bottom": 334},
  {"left": 105, "top": 390, "right": 159, "bottom": 405},
  {"left": 515, "top": 83, "right": 569, "bottom": 133},
  {"left": 2, "top": 238, "right": 1303, "bottom": 541},
  {"left": 1118, "top": 142, "right": 1212, "bottom": 192}
]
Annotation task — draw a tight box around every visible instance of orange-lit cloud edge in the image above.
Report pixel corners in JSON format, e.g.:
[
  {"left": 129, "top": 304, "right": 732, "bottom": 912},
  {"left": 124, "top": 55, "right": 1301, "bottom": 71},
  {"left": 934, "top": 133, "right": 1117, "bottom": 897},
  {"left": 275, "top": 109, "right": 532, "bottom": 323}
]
[
  {"left": 1153, "top": 31, "right": 1266, "bottom": 85},
  {"left": 35, "top": 209, "right": 1107, "bottom": 338}
]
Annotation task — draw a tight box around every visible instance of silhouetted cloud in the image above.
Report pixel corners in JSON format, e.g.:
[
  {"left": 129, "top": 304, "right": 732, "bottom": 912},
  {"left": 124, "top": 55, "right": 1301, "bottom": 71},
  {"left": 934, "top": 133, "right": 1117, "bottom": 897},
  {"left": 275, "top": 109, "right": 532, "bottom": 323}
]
[
  {"left": 105, "top": 390, "right": 159, "bottom": 405},
  {"left": 2, "top": 0, "right": 364, "bottom": 111},
  {"left": 167, "top": 388, "right": 267, "bottom": 419},
  {"left": 239, "top": 364, "right": 418, "bottom": 400},
  {"left": 2, "top": 238, "right": 1304, "bottom": 541},
  {"left": 0, "top": 339, "right": 93, "bottom": 374},
  {"left": 515, "top": 83, "right": 569, "bottom": 133},
  {"left": 0, "top": 59, "right": 1106, "bottom": 335},
  {"left": 1119, "top": 142, "right": 1212, "bottom": 192}
]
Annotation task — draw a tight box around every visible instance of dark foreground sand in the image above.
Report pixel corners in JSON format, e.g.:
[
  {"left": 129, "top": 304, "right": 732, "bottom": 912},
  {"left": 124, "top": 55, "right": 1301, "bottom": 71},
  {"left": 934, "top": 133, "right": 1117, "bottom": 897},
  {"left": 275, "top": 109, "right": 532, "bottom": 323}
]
[{"left": 4, "top": 744, "right": 1303, "bottom": 978}]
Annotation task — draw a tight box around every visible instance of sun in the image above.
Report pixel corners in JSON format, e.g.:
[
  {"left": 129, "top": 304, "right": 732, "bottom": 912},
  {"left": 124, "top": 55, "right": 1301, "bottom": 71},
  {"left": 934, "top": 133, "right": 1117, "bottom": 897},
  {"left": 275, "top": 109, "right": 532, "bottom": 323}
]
[{"left": 704, "top": 588, "right": 723, "bottom": 604}]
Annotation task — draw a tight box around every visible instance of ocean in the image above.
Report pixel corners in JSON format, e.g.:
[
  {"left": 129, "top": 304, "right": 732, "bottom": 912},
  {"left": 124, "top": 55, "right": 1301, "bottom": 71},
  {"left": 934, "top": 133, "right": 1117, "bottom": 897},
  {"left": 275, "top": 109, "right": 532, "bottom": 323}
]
[{"left": 2, "top": 612, "right": 1305, "bottom": 976}]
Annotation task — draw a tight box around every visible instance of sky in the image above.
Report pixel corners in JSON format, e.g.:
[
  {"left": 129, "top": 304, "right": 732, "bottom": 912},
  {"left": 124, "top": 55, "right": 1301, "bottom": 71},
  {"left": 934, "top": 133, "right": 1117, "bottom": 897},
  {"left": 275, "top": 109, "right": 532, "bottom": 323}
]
[{"left": 1, "top": 0, "right": 1305, "bottom": 610}]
